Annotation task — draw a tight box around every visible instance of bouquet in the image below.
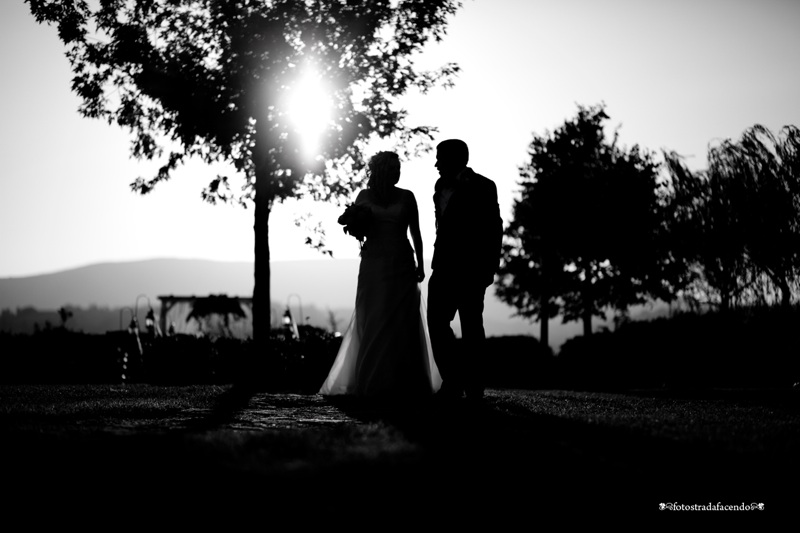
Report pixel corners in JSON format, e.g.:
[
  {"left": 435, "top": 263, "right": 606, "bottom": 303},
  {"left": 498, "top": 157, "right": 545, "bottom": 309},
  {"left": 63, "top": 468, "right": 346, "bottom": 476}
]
[{"left": 338, "top": 203, "right": 373, "bottom": 243}]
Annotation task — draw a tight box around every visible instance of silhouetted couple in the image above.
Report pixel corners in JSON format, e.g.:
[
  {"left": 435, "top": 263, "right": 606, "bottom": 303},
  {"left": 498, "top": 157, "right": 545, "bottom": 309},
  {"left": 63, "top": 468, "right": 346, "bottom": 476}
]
[{"left": 319, "top": 139, "right": 503, "bottom": 405}]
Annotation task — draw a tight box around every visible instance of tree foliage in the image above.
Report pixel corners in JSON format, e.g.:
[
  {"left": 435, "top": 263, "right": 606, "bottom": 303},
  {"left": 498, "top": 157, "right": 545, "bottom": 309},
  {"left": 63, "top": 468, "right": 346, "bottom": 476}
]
[
  {"left": 663, "top": 124, "right": 800, "bottom": 310},
  {"left": 496, "top": 104, "right": 668, "bottom": 337},
  {"left": 27, "top": 0, "right": 461, "bottom": 205}
]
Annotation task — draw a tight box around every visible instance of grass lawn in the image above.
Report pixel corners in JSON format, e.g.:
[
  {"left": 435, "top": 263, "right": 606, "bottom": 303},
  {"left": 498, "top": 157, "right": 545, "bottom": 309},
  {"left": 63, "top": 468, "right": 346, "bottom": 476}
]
[{"left": 1, "top": 384, "right": 798, "bottom": 526}]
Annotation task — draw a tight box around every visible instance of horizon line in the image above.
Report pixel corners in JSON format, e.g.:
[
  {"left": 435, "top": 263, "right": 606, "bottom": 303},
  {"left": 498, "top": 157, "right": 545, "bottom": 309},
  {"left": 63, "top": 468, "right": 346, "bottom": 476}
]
[{"left": 0, "top": 255, "right": 374, "bottom": 280}]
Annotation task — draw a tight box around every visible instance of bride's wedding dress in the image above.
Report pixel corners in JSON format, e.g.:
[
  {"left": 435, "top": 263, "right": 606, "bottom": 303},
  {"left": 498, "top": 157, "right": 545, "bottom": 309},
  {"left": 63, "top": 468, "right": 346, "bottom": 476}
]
[{"left": 320, "top": 190, "right": 442, "bottom": 398}]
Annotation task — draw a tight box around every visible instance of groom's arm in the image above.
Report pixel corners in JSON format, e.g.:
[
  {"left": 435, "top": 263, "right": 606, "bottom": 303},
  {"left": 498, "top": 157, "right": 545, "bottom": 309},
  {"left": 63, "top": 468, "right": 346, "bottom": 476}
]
[
  {"left": 408, "top": 192, "right": 426, "bottom": 282},
  {"left": 482, "top": 179, "right": 503, "bottom": 286}
]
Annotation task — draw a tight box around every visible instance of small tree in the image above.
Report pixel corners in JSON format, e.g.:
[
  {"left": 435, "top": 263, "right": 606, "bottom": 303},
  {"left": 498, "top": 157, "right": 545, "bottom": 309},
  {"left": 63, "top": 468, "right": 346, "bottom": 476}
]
[
  {"left": 57, "top": 306, "right": 73, "bottom": 329},
  {"left": 28, "top": 0, "right": 462, "bottom": 385},
  {"left": 496, "top": 104, "right": 668, "bottom": 341}
]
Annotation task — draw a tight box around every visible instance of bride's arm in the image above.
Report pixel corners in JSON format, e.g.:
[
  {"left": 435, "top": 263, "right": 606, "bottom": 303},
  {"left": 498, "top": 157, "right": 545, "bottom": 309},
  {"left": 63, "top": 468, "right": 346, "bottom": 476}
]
[
  {"left": 354, "top": 189, "right": 368, "bottom": 205},
  {"left": 407, "top": 192, "right": 425, "bottom": 282}
]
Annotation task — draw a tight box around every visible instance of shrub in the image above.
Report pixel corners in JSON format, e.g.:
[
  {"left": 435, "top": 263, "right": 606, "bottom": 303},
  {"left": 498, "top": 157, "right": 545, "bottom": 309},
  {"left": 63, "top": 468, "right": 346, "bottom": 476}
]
[{"left": 557, "top": 306, "right": 800, "bottom": 390}]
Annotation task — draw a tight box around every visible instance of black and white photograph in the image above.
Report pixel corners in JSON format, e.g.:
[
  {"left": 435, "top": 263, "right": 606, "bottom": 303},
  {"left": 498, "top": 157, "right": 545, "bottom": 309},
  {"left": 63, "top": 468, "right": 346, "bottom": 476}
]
[{"left": 2, "top": 0, "right": 799, "bottom": 525}]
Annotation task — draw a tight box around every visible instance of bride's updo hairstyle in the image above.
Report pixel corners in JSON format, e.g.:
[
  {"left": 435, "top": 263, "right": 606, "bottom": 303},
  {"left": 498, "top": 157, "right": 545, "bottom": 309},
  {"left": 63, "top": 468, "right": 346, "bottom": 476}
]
[{"left": 367, "top": 151, "right": 401, "bottom": 206}]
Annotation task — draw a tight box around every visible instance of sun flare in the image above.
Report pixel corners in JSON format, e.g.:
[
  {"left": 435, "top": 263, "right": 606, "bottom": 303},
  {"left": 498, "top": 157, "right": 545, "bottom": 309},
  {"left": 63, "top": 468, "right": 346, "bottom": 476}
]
[{"left": 283, "top": 64, "right": 333, "bottom": 159}]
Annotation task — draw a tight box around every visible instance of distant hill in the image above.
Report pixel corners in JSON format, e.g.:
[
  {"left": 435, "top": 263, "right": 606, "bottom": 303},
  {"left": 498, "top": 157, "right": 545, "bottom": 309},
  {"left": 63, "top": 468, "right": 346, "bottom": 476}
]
[{"left": 0, "top": 258, "right": 600, "bottom": 350}]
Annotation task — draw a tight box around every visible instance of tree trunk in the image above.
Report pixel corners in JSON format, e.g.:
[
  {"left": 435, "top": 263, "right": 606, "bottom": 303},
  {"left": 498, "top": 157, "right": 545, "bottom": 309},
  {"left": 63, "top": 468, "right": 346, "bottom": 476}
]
[
  {"left": 582, "top": 308, "right": 592, "bottom": 337},
  {"left": 778, "top": 275, "right": 792, "bottom": 309},
  {"left": 581, "top": 262, "right": 593, "bottom": 337},
  {"left": 249, "top": 136, "right": 273, "bottom": 389},
  {"left": 540, "top": 300, "right": 550, "bottom": 351},
  {"left": 539, "top": 252, "right": 550, "bottom": 351},
  {"left": 720, "top": 285, "right": 731, "bottom": 313}
]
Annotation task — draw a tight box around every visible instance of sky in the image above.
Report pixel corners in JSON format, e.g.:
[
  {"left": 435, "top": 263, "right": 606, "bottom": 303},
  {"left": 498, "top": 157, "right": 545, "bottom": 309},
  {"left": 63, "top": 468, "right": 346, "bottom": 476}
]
[{"left": 2, "top": 0, "right": 799, "bottom": 279}]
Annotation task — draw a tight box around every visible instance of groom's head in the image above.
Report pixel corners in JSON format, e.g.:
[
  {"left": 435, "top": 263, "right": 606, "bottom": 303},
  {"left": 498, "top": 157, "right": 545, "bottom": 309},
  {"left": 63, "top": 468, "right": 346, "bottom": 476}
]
[{"left": 435, "top": 139, "right": 469, "bottom": 180}]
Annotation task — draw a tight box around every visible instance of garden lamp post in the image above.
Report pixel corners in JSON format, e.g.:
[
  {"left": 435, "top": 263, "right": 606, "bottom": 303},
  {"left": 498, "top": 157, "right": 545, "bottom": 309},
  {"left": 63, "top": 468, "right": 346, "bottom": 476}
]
[
  {"left": 283, "top": 307, "right": 300, "bottom": 340},
  {"left": 120, "top": 307, "right": 135, "bottom": 332},
  {"left": 287, "top": 293, "right": 304, "bottom": 326},
  {"left": 145, "top": 308, "right": 159, "bottom": 338},
  {"left": 135, "top": 294, "right": 151, "bottom": 328}
]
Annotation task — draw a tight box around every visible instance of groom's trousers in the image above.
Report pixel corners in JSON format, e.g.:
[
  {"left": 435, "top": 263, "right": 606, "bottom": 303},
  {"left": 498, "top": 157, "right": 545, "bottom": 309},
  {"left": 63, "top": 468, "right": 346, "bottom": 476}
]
[{"left": 427, "top": 269, "right": 487, "bottom": 399}]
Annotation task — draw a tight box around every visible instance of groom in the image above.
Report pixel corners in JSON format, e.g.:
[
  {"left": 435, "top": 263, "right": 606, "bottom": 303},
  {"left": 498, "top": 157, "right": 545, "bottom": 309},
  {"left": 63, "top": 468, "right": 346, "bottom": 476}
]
[{"left": 428, "top": 139, "right": 503, "bottom": 403}]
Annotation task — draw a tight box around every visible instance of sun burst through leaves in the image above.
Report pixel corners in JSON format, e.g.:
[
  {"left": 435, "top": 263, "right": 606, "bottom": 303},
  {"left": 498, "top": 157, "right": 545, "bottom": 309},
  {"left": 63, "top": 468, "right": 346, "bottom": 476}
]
[{"left": 282, "top": 63, "right": 334, "bottom": 161}]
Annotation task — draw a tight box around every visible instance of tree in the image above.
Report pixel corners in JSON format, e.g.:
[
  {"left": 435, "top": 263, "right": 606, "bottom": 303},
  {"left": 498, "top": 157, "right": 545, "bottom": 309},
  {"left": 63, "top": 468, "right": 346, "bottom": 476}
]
[
  {"left": 496, "top": 104, "right": 668, "bottom": 341},
  {"left": 711, "top": 125, "right": 800, "bottom": 308},
  {"left": 663, "top": 124, "right": 800, "bottom": 310},
  {"left": 27, "top": 0, "right": 462, "bottom": 385},
  {"left": 659, "top": 151, "right": 710, "bottom": 309},
  {"left": 663, "top": 151, "right": 751, "bottom": 311},
  {"left": 57, "top": 306, "right": 73, "bottom": 329}
]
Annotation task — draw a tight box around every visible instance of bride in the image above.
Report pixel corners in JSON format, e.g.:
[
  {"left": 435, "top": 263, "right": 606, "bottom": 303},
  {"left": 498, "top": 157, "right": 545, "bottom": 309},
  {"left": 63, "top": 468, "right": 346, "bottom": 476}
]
[{"left": 319, "top": 151, "right": 442, "bottom": 398}]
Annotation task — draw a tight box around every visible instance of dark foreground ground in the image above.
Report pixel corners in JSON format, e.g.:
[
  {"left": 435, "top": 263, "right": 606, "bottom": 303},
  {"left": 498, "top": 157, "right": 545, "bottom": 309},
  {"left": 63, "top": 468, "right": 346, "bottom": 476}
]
[{"left": 2, "top": 384, "right": 798, "bottom": 526}]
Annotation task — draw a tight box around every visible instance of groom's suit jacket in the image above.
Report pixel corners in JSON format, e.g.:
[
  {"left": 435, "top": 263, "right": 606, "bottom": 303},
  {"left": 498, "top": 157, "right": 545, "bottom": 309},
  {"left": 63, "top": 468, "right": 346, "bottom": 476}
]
[{"left": 432, "top": 167, "right": 503, "bottom": 287}]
